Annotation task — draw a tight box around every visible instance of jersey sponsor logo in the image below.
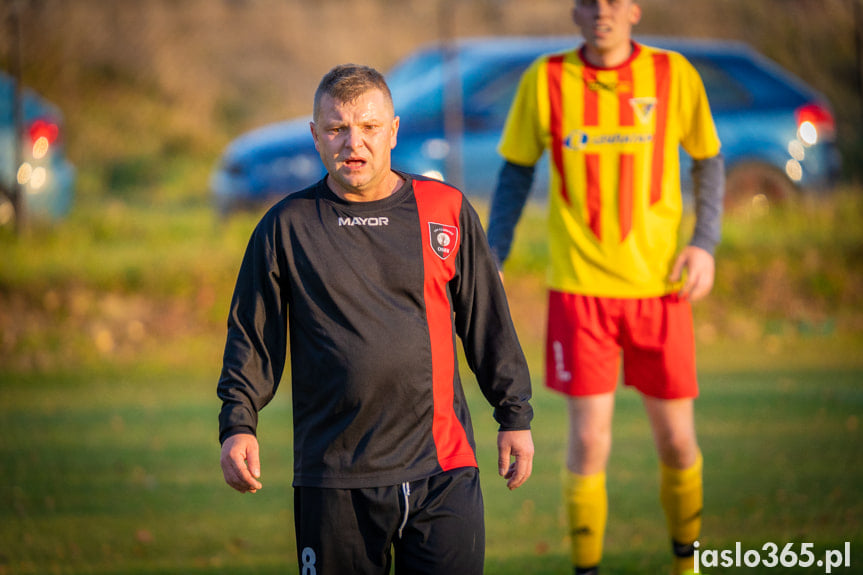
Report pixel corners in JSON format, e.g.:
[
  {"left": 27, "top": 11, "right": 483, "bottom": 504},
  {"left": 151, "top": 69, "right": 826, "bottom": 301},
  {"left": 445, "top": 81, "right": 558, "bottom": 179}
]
[
  {"left": 428, "top": 222, "right": 458, "bottom": 260},
  {"left": 564, "top": 131, "right": 590, "bottom": 150},
  {"left": 630, "top": 97, "right": 657, "bottom": 124},
  {"left": 337, "top": 216, "right": 390, "bottom": 227},
  {"left": 564, "top": 130, "right": 653, "bottom": 151},
  {"left": 584, "top": 78, "right": 632, "bottom": 94}
]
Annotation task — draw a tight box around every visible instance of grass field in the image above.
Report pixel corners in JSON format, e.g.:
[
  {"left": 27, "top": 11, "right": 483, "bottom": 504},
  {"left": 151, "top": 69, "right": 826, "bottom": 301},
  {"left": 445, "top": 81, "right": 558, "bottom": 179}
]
[
  {"left": 1, "top": 342, "right": 861, "bottom": 574},
  {"left": 1, "top": 193, "right": 862, "bottom": 573}
]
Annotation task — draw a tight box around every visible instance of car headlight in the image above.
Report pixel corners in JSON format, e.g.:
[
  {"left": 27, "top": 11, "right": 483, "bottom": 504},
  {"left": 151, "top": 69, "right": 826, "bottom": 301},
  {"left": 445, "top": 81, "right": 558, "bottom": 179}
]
[
  {"left": 16, "top": 162, "right": 48, "bottom": 192},
  {"left": 421, "top": 138, "right": 450, "bottom": 160}
]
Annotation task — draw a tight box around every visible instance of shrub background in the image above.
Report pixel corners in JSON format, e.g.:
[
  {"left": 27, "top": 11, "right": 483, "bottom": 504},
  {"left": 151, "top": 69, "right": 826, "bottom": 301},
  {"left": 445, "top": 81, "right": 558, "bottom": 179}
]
[{"left": 1, "top": 0, "right": 861, "bottom": 204}]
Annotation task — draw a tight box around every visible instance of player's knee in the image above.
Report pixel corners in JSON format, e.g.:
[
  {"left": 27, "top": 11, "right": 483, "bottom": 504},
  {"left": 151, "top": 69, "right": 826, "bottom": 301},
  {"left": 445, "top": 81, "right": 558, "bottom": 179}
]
[
  {"left": 657, "top": 434, "right": 699, "bottom": 469},
  {"left": 568, "top": 428, "right": 612, "bottom": 472},
  {"left": 573, "top": 425, "right": 611, "bottom": 450}
]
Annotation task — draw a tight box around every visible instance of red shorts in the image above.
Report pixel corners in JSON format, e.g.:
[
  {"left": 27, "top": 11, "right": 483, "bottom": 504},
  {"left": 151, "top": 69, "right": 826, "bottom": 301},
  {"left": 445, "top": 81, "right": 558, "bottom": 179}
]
[{"left": 545, "top": 291, "right": 698, "bottom": 399}]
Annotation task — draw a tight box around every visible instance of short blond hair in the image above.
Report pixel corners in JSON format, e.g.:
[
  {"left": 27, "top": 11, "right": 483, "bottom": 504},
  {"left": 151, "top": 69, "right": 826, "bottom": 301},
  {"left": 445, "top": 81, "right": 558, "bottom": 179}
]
[{"left": 313, "top": 64, "right": 393, "bottom": 122}]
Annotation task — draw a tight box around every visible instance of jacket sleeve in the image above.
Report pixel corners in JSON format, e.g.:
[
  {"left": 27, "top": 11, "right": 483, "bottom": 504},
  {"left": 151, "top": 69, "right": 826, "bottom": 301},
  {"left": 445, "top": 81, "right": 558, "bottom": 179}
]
[
  {"left": 217, "top": 214, "right": 289, "bottom": 444},
  {"left": 451, "top": 199, "right": 533, "bottom": 431}
]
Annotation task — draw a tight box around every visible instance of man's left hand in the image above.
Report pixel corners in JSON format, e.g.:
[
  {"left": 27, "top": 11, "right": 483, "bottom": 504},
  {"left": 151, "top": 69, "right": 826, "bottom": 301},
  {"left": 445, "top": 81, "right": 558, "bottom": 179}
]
[{"left": 497, "top": 429, "right": 534, "bottom": 490}]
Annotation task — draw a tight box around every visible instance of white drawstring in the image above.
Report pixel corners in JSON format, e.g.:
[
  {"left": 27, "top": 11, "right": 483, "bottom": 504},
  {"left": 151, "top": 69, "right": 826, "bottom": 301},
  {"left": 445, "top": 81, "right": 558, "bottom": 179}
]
[{"left": 397, "top": 481, "right": 411, "bottom": 539}]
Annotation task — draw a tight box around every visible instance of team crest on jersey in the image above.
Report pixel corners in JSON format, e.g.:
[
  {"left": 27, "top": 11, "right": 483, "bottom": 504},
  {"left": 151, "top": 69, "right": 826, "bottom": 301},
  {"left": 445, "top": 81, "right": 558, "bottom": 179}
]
[
  {"left": 428, "top": 222, "right": 458, "bottom": 260},
  {"left": 630, "top": 97, "right": 657, "bottom": 124}
]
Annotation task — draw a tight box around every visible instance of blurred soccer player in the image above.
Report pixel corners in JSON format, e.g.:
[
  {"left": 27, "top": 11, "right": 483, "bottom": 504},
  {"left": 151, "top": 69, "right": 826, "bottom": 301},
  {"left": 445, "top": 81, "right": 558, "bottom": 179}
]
[{"left": 487, "top": 1, "right": 724, "bottom": 574}]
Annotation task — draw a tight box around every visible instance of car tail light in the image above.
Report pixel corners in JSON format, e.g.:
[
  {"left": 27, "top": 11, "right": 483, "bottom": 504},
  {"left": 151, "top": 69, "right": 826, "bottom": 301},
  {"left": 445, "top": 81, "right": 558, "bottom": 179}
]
[
  {"left": 27, "top": 118, "right": 60, "bottom": 159},
  {"left": 795, "top": 103, "right": 835, "bottom": 146},
  {"left": 16, "top": 119, "right": 60, "bottom": 190}
]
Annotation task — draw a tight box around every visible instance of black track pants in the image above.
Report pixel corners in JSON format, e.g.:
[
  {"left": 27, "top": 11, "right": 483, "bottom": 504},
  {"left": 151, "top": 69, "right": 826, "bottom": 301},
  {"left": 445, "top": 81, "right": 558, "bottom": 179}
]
[{"left": 294, "top": 467, "right": 485, "bottom": 575}]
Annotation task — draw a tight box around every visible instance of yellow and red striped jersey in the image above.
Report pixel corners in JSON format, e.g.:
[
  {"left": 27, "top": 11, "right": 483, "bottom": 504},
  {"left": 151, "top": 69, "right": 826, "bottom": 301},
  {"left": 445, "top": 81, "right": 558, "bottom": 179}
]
[{"left": 499, "top": 42, "right": 721, "bottom": 297}]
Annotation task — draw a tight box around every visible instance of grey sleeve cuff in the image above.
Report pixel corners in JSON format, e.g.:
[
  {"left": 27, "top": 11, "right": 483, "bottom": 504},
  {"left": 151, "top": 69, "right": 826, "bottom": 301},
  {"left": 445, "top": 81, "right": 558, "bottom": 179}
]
[
  {"left": 486, "top": 160, "right": 536, "bottom": 267},
  {"left": 689, "top": 153, "right": 725, "bottom": 255}
]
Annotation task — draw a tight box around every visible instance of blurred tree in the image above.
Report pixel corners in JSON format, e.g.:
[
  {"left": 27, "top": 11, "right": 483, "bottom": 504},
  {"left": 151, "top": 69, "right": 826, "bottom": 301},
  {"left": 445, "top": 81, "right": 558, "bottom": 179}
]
[{"left": 855, "top": 0, "right": 863, "bottom": 122}]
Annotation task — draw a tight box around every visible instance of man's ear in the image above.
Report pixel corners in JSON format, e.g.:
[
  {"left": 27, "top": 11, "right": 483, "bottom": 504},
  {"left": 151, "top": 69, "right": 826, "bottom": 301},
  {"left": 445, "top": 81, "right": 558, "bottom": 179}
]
[
  {"left": 630, "top": 2, "right": 642, "bottom": 25},
  {"left": 390, "top": 116, "right": 400, "bottom": 150},
  {"left": 571, "top": 4, "right": 582, "bottom": 29},
  {"left": 309, "top": 122, "right": 319, "bottom": 151}
]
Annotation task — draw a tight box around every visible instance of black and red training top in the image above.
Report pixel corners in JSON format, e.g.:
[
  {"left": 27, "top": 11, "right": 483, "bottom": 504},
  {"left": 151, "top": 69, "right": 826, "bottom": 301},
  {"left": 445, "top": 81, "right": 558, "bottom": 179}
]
[{"left": 217, "top": 172, "right": 533, "bottom": 489}]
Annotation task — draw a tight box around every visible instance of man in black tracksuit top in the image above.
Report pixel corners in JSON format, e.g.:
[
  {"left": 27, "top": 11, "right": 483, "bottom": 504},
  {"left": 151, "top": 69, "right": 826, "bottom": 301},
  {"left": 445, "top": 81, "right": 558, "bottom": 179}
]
[{"left": 218, "top": 64, "right": 534, "bottom": 575}]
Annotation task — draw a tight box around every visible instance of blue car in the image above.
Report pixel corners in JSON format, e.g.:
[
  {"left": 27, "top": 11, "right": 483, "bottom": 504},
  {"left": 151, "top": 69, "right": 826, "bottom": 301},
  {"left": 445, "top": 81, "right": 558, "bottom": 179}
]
[
  {"left": 0, "top": 70, "right": 76, "bottom": 224},
  {"left": 210, "top": 36, "right": 841, "bottom": 215}
]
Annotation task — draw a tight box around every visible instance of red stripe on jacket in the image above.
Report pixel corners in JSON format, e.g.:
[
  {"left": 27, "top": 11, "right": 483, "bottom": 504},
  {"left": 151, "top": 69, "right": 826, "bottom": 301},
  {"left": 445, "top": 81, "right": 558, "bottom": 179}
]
[{"left": 413, "top": 179, "right": 478, "bottom": 471}]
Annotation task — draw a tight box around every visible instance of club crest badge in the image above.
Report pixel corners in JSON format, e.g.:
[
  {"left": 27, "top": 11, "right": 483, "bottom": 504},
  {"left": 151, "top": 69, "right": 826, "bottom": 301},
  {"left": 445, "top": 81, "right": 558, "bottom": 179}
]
[
  {"left": 428, "top": 222, "right": 459, "bottom": 260},
  {"left": 630, "top": 97, "right": 657, "bottom": 124}
]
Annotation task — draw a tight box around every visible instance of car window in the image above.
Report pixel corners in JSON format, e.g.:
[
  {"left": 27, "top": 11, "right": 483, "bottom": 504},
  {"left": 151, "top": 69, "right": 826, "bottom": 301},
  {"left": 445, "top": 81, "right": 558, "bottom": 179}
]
[
  {"left": 688, "top": 58, "right": 753, "bottom": 111},
  {"left": 463, "top": 59, "right": 532, "bottom": 127},
  {"left": 689, "top": 53, "right": 810, "bottom": 111},
  {"left": 391, "top": 51, "right": 535, "bottom": 132},
  {"left": 0, "top": 74, "right": 59, "bottom": 123},
  {"left": 391, "top": 72, "right": 445, "bottom": 129},
  {"left": 387, "top": 49, "right": 444, "bottom": 89}
]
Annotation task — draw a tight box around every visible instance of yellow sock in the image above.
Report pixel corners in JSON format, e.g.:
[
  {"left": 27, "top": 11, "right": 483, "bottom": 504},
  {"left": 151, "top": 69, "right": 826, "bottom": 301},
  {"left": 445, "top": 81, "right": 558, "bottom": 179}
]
[
  {"left": 660, "top": 451, "right": 703, "bottom": 575},
  {"left": 672, "top": 555, "right": 695, "bottom": 575},
  {"left": 563, "top": 469, "right": 607, "bottom": 571}
]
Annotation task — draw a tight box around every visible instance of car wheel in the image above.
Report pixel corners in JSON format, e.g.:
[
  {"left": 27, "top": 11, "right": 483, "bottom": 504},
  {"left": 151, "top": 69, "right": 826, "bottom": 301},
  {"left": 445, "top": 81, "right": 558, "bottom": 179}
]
[{"left": 724, "top": 162, "right": 797, "bottom": 217}]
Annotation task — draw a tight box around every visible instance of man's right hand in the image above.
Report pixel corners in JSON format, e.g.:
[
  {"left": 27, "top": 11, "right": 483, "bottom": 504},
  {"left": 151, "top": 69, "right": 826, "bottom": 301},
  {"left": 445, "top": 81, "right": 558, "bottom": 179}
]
[{"left": 220, "top": 433, "right": 263, "bottom": 493}]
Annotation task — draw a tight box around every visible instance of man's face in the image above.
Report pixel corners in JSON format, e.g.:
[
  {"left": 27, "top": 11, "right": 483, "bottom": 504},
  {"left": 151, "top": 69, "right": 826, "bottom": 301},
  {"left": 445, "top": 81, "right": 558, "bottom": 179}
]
[
  {"left": 310, "top": 89, "right": 399, "bottom": 201},
  {"left": 573, "top": 0, "right": 641, "bottom": 60}
]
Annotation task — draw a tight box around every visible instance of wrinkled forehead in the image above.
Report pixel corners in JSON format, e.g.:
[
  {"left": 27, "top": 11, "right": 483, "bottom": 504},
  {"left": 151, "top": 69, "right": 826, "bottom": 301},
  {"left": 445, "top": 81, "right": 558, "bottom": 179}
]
[{"left": 315, "top": 88, "right": 394, "bottom": 122}]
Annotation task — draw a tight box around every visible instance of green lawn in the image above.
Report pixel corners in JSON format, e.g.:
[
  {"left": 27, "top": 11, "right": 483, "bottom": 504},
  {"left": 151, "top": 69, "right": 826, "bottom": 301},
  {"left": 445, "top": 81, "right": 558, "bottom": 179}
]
[
  {"left": 480, "top": 338, "right": 863, "bottom": 575},
  {"left": 1, "top": 192, "right": 861, "bottom": 573},
  {"left": 1, "top": 338, "right": 861, "bottom": 574}
]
